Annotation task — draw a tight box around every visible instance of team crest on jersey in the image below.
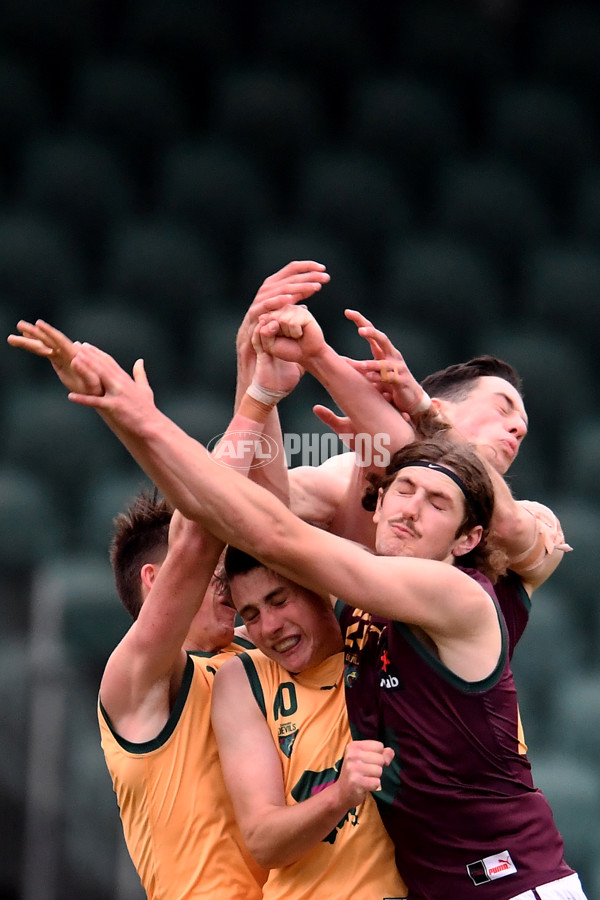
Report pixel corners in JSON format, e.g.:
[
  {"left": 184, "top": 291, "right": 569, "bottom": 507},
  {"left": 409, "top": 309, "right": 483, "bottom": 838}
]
[
  {"left": 278, "top": 721, "right": 298, "bottom": 757},
  {"left": 379, "top": 648, "right": 402, "bottom": 690},
  {"left": 344, "top": 663, "right": 358, "bottom": 689}
]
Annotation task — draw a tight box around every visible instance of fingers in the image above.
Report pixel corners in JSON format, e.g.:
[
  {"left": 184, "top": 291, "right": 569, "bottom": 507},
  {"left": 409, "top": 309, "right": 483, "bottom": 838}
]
[
  {"left": 342, "top": 740, "right": 395, "bottom": 794},
  {"left": 312, "top": 406, "right": 355, "bottom": 449}
]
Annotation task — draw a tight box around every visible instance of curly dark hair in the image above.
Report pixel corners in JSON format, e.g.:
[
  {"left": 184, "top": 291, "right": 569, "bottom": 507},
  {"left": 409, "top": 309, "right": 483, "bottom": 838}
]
[{"left": 362, "top": 437, "right": 507, "bottom": 582}]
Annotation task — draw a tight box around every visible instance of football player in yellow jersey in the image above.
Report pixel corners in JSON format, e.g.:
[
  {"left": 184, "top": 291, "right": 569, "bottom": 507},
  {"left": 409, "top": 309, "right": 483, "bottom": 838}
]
[{"left": 211, "top": 548, "right": 408, "bottom": 900}]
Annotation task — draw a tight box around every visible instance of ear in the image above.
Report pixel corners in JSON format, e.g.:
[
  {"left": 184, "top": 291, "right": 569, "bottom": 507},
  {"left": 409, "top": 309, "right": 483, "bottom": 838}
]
[
  {"left": 372, "top": 487, "right": 384, "bottom": 525},
  {"left": 452, "top": 525, "right": 483, "bottom": 558},
  {"left": 140, "top": 562, "right": 158, "bottom": 593}
]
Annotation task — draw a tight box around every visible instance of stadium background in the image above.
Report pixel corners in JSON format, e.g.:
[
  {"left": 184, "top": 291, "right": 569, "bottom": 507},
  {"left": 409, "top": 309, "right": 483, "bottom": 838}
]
[{"left": 1, "top": 0, "right": 600, "bottom": 896}]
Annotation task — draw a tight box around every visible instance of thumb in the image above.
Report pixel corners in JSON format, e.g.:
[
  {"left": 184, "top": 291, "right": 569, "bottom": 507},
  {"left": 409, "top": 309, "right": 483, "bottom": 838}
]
[
  {"left": 382, "top": 747, "right": 395, "bottom": 767},
  {"left": 313, "top": 405, "right": 355, "bottom": 449}
]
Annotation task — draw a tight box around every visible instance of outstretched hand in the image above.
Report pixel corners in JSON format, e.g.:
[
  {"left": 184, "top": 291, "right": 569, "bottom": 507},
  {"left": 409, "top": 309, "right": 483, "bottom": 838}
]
[
  {"left": 7, "top": 319, "right": 104, "bottom": 396},
  {"left": 237, "top": 260, "right": 330, "bottom": 384},
  {"left": 344, "top": 309, "right": 427, "bottom": 416},
  {"left": 67, "top": 343, "right": 156, "bottom": 433}
]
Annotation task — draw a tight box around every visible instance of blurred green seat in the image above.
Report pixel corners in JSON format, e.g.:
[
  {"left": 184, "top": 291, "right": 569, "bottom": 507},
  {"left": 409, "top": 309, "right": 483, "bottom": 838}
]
[
  {"left": 347, "top": 76, "right": 465, "bottom": 187},
  {"left": 102, "top": 218, "right": 225, "bottom": 327},
  {"left": 382, "top": 235, "right": 504, "bottom": 355},
  {"left": 18, "top": 134, "right": 135, "bottom": 264},
  {"left": 528, "top": 749, "right": 600, "bottom": 887},
  {"left": 474, "top": 326, "right": 594, "bottom": 468},
  {"left": 434, "top": 156, "right": 553, "bottom": 276},
  {"left": 296, "top": 150, "right": 413, "bottom": 266},
  {"left": 210, "top": 68, "right": 325, "bottom": 171},
  {"left": 158, "top": 139, "right": 275, "bottom": 256},
  {"left": 240, "top": 225, "right": 370, "bottom": 335},
  {"left": 522, "top": 243, "right": 600, "bottom": 364},
  {"left": 0, "top": 212, "right": 83, "bottom": 317},
  {"left": 82, "top": 471, "right": 156, "bottom": 557},
  {"left": 0, "top": 466, "right": 67, "bottom": 569},
  {"left": 486, "top": 83, "right": 598, "bottom": 206}
]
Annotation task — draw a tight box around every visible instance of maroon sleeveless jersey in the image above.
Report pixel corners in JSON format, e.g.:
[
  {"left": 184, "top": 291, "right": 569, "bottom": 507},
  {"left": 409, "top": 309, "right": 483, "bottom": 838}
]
[{"left": 337, "top": 568, "right": 573, "bottom": 899}]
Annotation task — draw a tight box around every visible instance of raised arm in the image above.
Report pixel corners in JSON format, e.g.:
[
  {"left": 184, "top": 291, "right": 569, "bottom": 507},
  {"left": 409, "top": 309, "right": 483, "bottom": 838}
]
[
  {"left": 254, "top": 304, "right": 416, "bottom": 463},
  {"left": 65, "top": 341, "right": 496, "bottom": 659},
  {"left": 211, "top": 656, "right": 392, "bottom": 868},
  {"left": 234, "top": 260, "right": 330, "bottom": 506}
]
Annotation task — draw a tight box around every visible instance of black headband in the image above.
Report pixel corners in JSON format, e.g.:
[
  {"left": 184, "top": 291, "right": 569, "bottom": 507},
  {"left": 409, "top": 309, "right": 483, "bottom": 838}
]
[{"left": 393, "top": 460, "right": 478, "bottom": 517}]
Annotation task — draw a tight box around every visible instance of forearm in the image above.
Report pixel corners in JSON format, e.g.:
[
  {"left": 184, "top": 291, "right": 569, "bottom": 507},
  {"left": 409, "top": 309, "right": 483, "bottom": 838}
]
[
  {"left": 305, "top": 344, "right": 414, "bottom": 454},
  {"left": 243, "top": 780, "right": 354, "bottom": 868}
]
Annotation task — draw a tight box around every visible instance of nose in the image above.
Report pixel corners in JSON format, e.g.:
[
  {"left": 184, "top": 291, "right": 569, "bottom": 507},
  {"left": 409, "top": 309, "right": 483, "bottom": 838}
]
[
  {"left": 399, "top": 491, "right": 422, "bottom": 518},
  {"left": 259, "top": 606, "right": 283, "bottom": 638},
  {"left": 509, "top": 416, "right": 528, "bottom": 441}
]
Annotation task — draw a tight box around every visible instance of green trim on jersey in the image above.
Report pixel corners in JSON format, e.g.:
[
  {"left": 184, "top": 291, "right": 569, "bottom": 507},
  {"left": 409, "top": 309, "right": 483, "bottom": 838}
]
[
  {"left": 99, "top": 652, "right": 195, "bottom": 754},
  {"left": 239, "top": 652, "right": 267, "bottom": 718},
  {"left": 507, "top": 568, "right": 532, "bottom": 613},
  {"left": 392, "top": 601, "right": 508, "bottom": 693}
]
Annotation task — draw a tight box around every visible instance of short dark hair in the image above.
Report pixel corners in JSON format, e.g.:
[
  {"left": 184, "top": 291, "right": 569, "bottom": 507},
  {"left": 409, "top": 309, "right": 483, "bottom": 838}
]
[
  {"left": 223, "top": 545, "right": 264, "bottom": 581},
  {"left": 421, "top": 356, "right": 523, "bottom": 404},
  {"left": 362, "top": 437, "right": 507, "bottom": 582},
  {"left": 109, "top": 488, "right": 173, "bottom": 619}
]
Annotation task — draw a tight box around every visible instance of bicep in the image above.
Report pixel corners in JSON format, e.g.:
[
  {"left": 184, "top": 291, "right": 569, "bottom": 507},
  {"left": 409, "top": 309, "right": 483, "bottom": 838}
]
[
  {"left": 211, "top": 660, "right": 286, "bottom": 836},
  {"left": 288, "top": 457, "right": 353, "bottom": 528}
]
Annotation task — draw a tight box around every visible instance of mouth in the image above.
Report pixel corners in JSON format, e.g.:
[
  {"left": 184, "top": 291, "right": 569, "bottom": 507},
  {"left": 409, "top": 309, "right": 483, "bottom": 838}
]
[
  {"left": 501, "top": 438, "right": 518, "bottom": 459},
  {"left": 390, "top": 522, "right": 417, "bottom": 538},
  {"left": 272, "top": 635, "right": 301, "bottom": 654}
]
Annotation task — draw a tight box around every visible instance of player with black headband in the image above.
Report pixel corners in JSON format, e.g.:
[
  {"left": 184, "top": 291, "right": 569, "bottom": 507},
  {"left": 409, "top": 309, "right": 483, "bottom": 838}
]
[{"left": 30, "top": 330, "right": 587, "bottom": 900}]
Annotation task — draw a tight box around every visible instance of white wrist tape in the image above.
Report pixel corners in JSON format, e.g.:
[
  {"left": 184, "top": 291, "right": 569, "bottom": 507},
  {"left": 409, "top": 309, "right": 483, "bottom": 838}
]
[
  {"left": 246, "top": 380, "right": 289, "bottom": 407},
  {"left": 410, "top": 390, "right": 432, "bottom": 415}
]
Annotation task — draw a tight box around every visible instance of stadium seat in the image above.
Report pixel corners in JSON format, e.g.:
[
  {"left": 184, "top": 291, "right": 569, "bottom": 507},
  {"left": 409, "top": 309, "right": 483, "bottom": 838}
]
[
  {"left": 394, "top": 0, "right": 512, "bottom": 89},
  {"left": 256, "top": 0, "right": 373, "bottom": 83},
  {"left": 0, "top": 211, "right": 84, "bottom": 317},
  {"left": 381, "top": 235, "right": 504, "bottom": 356},
  {"left": 158, "top": 139, "right": 276, "bottom": 256},
  {"left": 67, "top": 58, "right": 188, "bottom": 172},
  {"left": 119, "top": 0, "right": 238, "bottom": 77},
  {"left": 82, "top": 471, "right": 156, "bottom": 557},
  {"left": 18, "top": 134, "right": 136, "bottom": 264},
  {"left": 531, "top": 3, "right": 600, "bottom": 96},
  {"left": 527, "top": 749, "right": 600, "bottom": 886},
  {"left": 559, "top": 417, "right": 600, "bottom": 504},
  {"left": 521, "top": 243, "right": 600, "bottom": 364},
  {"left": 188, "top": 308, "right": 241, "bottom": 399},
  {"left": 295, "top": 150, "right": 413, "bottom": 266},
  {"left": 240, "top": 225, "right": 371, "bottom": 335},
  {"left": 0, "top": 0, "right": 95, "bottom": 59},
  {"left": 102, "top": 219, "right": 226, "bottom": 327},
  {"left": 0, "top": 55, "right": 50, "bottom": 163},
  {"left": 0, "top": 466, "right": 67, "bottom": 569},
  {"left": 472, "top": 326, "right": 594, "bottom": 469},
  {"left": 486, "top": 83, "right": 598, "bottom": 206},
  {"left": 1, "top": 384, "right": 124, "bottom": 520},
  {"left": 511, "top": 586, "right": 582, "bottom": 747},
  {"left": 568, "top": 165, "right": 600, "bottom": 242},
  {"left": 548, "top": 498, "right": 600, "bottom": 664},
  {"left": 547, "top": 671, "right": 600, "bottom": 765},
  {"left": 58, "top": 300, "right": 176, "bottom": 396},
  {"left": 209, "top": 68, "right": 325, "bottom": 173},
  {"left": 347, "top": 76, "right": 465, "bottom": 190},
  {"left": 34, "top": 553, "right": 128, "bottom": 677},
  {"left": 160, "top": 389, "right": 234, "bottom": 447},
  {"left": 433, "top": 156, "right": 553, "bottom": 274}
]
